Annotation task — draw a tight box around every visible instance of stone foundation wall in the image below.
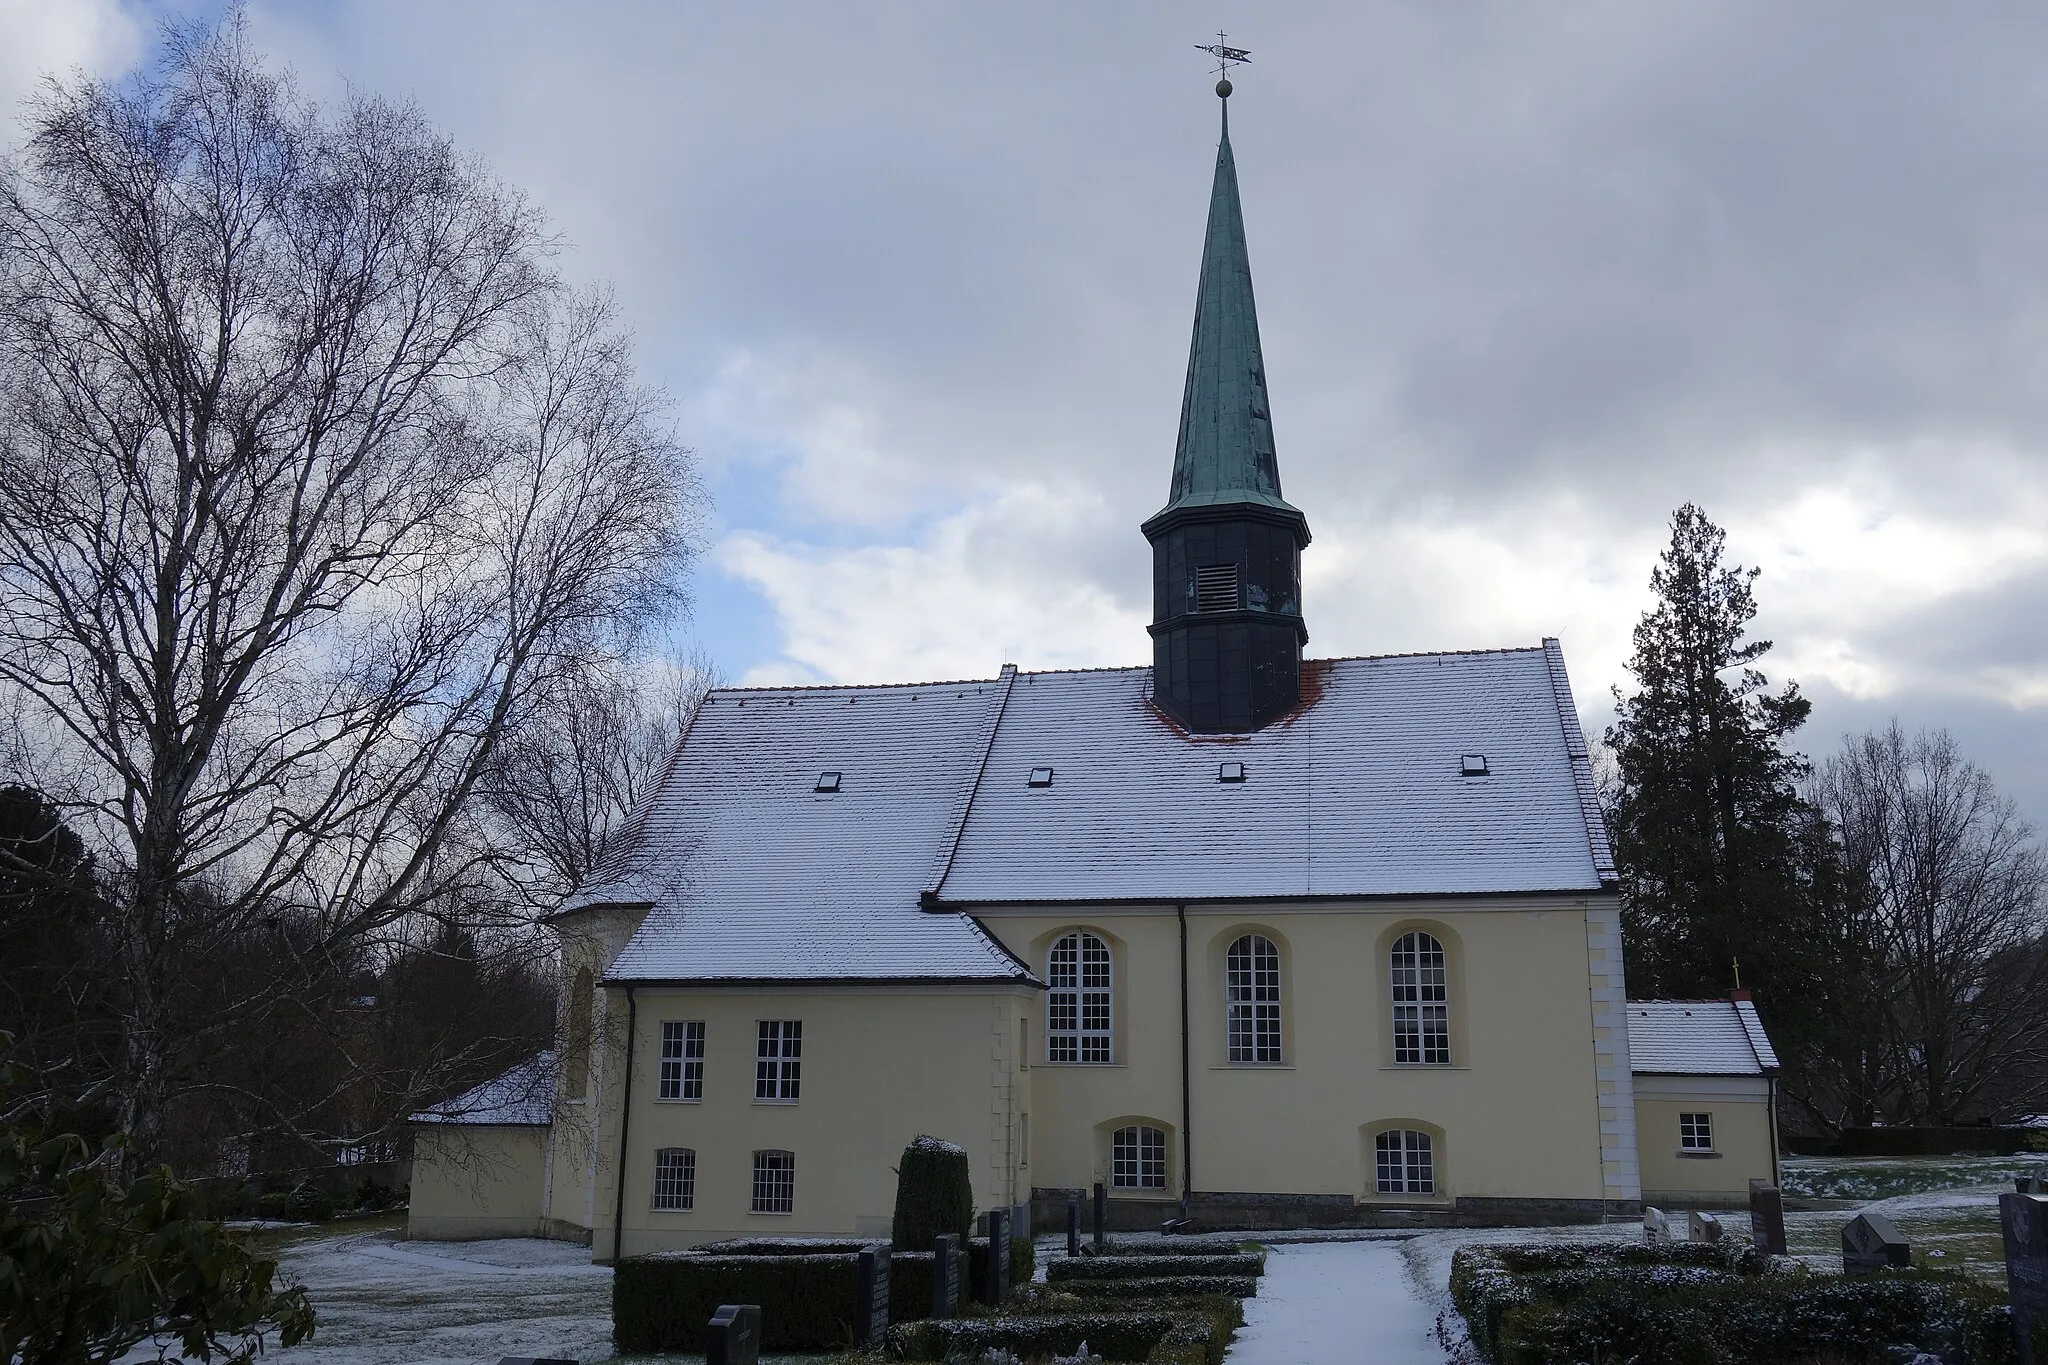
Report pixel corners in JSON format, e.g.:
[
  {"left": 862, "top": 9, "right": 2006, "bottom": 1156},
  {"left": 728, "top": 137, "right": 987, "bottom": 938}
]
[{"left": 1028, "top": 1186, "right": 1637, "bottom": 1233}]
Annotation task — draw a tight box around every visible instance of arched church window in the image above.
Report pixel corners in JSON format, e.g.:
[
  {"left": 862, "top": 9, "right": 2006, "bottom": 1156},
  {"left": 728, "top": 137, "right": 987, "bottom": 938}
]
[
  {"left": 1390, "top": 931, "right": 1450, "bottom": 1065},
  {"left": 1111, "top": 1124, "right": 1168, "bottom": 1189},
  {"left": 1226, "top": 934, "right": 1282, "bottom": 1063},
  {"left": 1374, "top": 1129, "right": 1435, "bottom": 1195},
  {"left": 1047, "top": 932, "right": 1112, "bottom": 1063},
  {"left": 564, "top": 966, "right": 593, "bottom": 1096}
]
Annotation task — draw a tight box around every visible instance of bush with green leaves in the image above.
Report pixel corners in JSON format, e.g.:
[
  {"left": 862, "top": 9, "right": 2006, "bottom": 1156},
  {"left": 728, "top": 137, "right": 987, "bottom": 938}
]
[
  {"left": 0, "top": 1047, "right": 315, "bottom": 1365},
  {"left": 1451, "top": 1241, "right": 2021, "bottom": 1364},
  {"left": 886, "top": 1310, "right": 1228, "bottom": 1365},
  {"left": 613, "top": 1251, "right": 861, "bottom": 1352},
  {"left": 891, "top": 1134, "right": 973, "bottom": 1250},
  {"left": 1048, "top": 1253, "right": 1263, "bottom": 1282}
]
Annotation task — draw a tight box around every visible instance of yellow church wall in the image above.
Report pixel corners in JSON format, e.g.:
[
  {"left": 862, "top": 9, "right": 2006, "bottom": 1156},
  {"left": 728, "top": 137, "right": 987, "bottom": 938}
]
[
  {"left": 588, "top": 983, "right": 1036, "bottom": 1257},
  {"left": 1633, "top": 1075, "right": 1777, "bottom": 1205},
  {"left": 983, "top": 898, "right": 1616, "bottom": 1209},
  {"left": 408, "top": 1125, "right": 549, "bottom": 1240}
]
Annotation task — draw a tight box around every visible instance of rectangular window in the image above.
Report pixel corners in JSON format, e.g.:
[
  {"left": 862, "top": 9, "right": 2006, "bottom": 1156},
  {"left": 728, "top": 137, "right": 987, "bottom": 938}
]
[
  {"left": 1679, "top": 1112, "right": 1714, "bottom": 1151},
  {"left": 658, "top": 1020, "right": 705, "bottom": 1101},
  {"left": 755, "top": 1020, "right": 802, "bottom": 1101},
  {"left": 1391, "top": 935, "right": 1451, "bottom": 1066},
  {"left": 1111, "top": 1125, "right": 1168, "bottom": 1190},
  {"left": 652, "top": 1147, "right": 695, "bottom": 1210},
  {"left": 1048, "top": 933, "right": 1113, "bottom": 1064},
  {"left": 751, "top": 1149, "right": 795, "bottom": 1213},
  {"left": 1375, "top": 1129, "right": 1435, "bottom": 1195}
]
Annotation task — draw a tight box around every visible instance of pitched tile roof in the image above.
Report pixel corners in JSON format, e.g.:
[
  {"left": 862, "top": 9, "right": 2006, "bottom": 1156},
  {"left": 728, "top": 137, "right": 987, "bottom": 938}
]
[
  {"left": 410, "top": 1052, "right": 556, "bottom": 1126},
  {"left": 576, "top": 642, "right": 1617, "bottom": 983},
  {"left": 1627, "top": 999, "right": 1781, "bottom": 1075}
]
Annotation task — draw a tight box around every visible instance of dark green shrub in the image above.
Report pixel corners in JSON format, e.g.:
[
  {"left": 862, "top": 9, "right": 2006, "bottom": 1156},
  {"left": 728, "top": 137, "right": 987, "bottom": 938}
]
[
  {"left": 254, "top": 1191, "right": 292, "bottom": 1221},
  {"left": 691, "top": 1237, "right": 874, "bottom": 1256},
  {"left": 963, "top": 1235, "right": 1035, "bottom": 1305},
  {"left": 891, "top": 1135, "right": 973, "bottom": 1251},
  {"left": 888, "top": 1246, "right": 965, "bottom": 1322},
  {"left": 886, "top": 1311, "right": 1223, "bottom": 1364},
  {"left": 283, "top": 1183, "right": 335, "bottom": 1222},
  {"left": 1057, "top": 1276, "right": 1257, "bottom": 1301},
  {"left": 1049, "top": 1253, "right": 1263, "bottom": 1281},
  {"left": 612, "top": 1251, "right": 860, "bottom": 1352}
]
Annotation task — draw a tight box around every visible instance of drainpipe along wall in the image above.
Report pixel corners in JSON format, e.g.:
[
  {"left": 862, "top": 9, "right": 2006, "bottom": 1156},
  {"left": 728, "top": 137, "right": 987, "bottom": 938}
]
[
  {"left": 1178, "top": 902, "right": 1192, "bottom": 1216},
  {"left": 610, "top": 985, "right": 637, "bottom": 1263}
]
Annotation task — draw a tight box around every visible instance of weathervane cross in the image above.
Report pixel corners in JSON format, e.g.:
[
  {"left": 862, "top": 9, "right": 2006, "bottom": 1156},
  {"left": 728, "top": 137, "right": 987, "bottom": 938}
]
[{"left": 1195, "top": 32, "right": 1250, "bottom": 82}]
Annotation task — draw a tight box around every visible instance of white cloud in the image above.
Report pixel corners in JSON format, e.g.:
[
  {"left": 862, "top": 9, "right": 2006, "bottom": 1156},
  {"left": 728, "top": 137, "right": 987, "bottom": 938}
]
[{"left": 0, "top": 0, "right": 141, "bottom": 137}]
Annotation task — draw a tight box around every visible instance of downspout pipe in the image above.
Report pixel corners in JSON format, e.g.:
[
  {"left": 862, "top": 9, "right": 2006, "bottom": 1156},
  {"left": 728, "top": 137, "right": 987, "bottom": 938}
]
[
  {"left": 610, "top": 985, "right": 638, "bottom": 1264},
  {"left": 1766, "top": 1070, "right": 1782, "bottom": 1188},
  {"left": 1177, "top": 903, "right": 1192, "bottom": 1219}
]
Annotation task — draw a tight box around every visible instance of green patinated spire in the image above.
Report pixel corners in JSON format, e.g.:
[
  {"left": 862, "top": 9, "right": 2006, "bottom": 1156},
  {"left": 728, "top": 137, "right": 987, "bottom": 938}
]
[{"left": 1161, "top": 95, "right": 1301, "bottom": 519}]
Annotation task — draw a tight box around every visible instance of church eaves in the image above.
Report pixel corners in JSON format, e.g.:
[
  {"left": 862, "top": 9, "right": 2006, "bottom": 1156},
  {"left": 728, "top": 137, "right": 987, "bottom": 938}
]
[{"left": 1151, "top": 98, "right": 1304, "bottom": 527}]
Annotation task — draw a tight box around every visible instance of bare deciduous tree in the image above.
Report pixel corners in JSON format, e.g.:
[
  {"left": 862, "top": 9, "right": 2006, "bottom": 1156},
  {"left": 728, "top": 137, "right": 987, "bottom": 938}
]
[
  {"left": 1814, "top": 723, "right": 2048, "bottom": 1125},
  {"left": 0, "top": 20, "right": 698, "bottom": 1163}
]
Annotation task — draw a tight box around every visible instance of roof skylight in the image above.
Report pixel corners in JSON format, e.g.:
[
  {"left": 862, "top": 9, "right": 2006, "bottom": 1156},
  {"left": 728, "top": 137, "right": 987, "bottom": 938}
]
[
  {"left": 1460, "top": 754, "right": 1489, "bottom": 777},
  {"left": 1218, "top": 760, "right": 1246, "bottom": 783},
  {"left": 815, "top": 771, "right": 842, "bottom": 793},
  {"left": 1027, "top": 767, "right": 1054, "bottom": 788}
]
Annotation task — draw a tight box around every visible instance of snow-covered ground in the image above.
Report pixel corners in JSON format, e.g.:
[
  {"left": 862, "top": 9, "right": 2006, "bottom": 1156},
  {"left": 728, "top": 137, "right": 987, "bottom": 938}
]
[{"left": 1225, "top": 1241, "right": 1443, "bottom": 1364}]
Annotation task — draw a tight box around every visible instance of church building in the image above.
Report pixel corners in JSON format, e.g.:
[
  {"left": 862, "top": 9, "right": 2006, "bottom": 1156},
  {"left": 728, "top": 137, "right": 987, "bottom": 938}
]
[{"left": 409, "top": 85, "right": 1776, "bottom": 1254}]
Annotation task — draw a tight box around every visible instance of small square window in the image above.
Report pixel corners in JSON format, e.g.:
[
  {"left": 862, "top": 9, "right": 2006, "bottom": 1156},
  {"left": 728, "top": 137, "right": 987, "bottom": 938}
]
[
  {"left": 1679, "top": 1112, "right": 1714, "bottom": 1151},
  {"left": 1460, "top": 754, "right": 1489, "bottom": 777},
  {"left": 815, "top": 771, "right": 841, "bottom": 793},
  {"left": 1218, "top": 761, "right": 1246, "bottom": 783},
  {"left": 1028, "top": 767, "right": 1054, "bottom": 788}
]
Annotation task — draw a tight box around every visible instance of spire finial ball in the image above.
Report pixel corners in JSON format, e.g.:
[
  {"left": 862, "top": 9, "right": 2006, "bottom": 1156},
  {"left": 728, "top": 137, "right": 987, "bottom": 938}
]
[{"left": 1215, "top": 78, "right": 1232, "bottom": 98}]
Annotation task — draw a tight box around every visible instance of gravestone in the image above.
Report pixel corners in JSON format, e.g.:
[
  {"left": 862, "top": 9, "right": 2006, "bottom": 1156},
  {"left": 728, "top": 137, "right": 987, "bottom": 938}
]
[
  {"left": 1690, "top": 1210, "right": 1724, "bottom": 1244},
  {"left": 931, "top": 1233, "right": 961, "bottom": 1320},
  {"left": 1066, "top": 1195, "right": 1081, "bottom": 1256},
  {"left": 1748, "top": 1178, "right": 1788, "bottom": 1256},
  {"left": 1642, "top": 1206, "right": 1668, "bottom": 1246},
  {"left": 982, "top": 1208, "right": 1011, "bottom": 1305},
  {"left": 705, "top": 1304, "right": 760, "bottom": 1365},
  {"left": 1092, "top": 1182, "right": 1107, "bottom": 1251},
  {"left": 854, "top": 1246, "right": 890, "bottom": 1347},
  {"left": 2002, "top": 1192, "right": 2048, "bottom": 1365},
  {"left": 1842, "top": 1212, "right": 1912, "bottom": 1274},
  {"left": 2018, "top": 1167, "right": 2048, "bottom": 1195}
]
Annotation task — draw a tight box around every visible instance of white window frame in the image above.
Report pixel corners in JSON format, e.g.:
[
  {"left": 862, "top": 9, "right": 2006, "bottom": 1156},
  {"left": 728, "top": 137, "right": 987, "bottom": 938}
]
[
  {"left": 751, "top": 1148, "right": 795, "bottom": 1213},
  {"left": 658, "top": 1020, "right": 705, "bottom": 1101},
  {"left": 1226, "top": 934, "right": 1282, "bottom": 1064},
  {"left": 1375, "top": 1129, "right": 1435, "bottom": 1195},
  {"left": 652, "top": 1146, "right": 695, "bottom": 1210},
  {"left": 1679, "top": 1111, "right": 1715, "bottom": 1151},
  {"left": 1111, "top": 1124, "right": 1168, "bottom": 1191},
  {"left": 1390, "top": 931, "right": 1451, "bottom": 1066},
  {"left": 754, "top": 1020, "right": 801, "bottom": 1101},
  {"left": 1047, "top": 932, "right": 1113, "bottom": 1064}
]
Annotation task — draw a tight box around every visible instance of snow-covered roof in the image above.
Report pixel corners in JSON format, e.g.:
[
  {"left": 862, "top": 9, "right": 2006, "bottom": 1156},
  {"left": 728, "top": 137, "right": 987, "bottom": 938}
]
[
  {"left": 585, "top": 674, "right": 1032, "bottom": 984},
  {"left": 410, "top": 1053, "right": 555, "bottom": 1126},
  {"left": 576, "top": 641, "right": 1616, "bottom": 984},
  {"left": 1627, "top": 999, "right": 1781, "bottom": 1075},
  {"left": 936, "top": 644, "right": 1612, "bottom": 903}
]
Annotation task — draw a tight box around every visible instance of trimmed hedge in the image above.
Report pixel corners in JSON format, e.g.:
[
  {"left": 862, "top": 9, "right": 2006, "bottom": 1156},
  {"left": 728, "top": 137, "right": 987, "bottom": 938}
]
[
  {"left": 688, "top": 1237, "right": 873, "bottom": 1256},
  {"left": 613, "top": 1252, "right": 860, "bottom": 1352},
  {"left": 888, "top": 1311, "right": 1227, "bottom": 1365},
  {"left": 1048, "top": 1253, "right": 1264, "bottom": 1282},
  {"left": 892, "top": 1135, "right": 973, "bottom": 1250},
  {"left": 1056, "top": 1275, "right": 1258, "bottom": 1301},
  {"left": 1450, "top": 1242, "right": 2022, "bottom": 1365}
]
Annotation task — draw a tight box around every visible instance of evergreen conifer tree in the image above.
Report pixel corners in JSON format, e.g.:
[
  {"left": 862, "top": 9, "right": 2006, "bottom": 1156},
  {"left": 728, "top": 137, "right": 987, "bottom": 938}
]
[{"left": 1606, "top": 505, "right": 1817, "bottom": 1007}]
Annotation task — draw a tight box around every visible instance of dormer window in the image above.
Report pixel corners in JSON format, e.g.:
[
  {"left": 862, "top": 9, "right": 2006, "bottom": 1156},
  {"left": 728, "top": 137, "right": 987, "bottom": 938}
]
[
  {"left": 1028, "top": 767, "right": 1055, "bottom": 788},
  {"left": 1194, "top": 564, "right": 1241, "bottom": 613},
  {"left": 1460, "top": 755, "right": 1489, "bottom": 777},
  {"left": 815, "top": 771, "right": 842, "bottom": 793},
  {"left": 1218, "top": 761, "right": 1246, "bottom": 783}
]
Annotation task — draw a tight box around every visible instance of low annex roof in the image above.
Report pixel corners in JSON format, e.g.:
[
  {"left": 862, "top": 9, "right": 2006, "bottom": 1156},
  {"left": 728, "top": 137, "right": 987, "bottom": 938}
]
[
  {"left": 410, "top": 1052, "right": 555, "bottom": 1126},
  {"left": 571, "top": 641, "right": 1616, "bottom": 984},
  {"left": 1627, "top": 999, "right": 1781, "bottom": 1076}
]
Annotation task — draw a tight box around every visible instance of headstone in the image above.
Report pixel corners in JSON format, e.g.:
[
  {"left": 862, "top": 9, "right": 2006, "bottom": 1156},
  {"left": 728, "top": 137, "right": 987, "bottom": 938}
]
[
  {"left": 2018, "top": 1166, "right": 2048, "bottom": 1195},
  {"left": 855, "top": 1246, "right": 890, "bottom": 1347},
  {"left": 1842, "top": 1212, "right": 1912, "bottom": 1274},
  {"left": 1690, "top": 1210, "right": 1724, "bottom": 1244},
  {"left": 1642, "top": 1205, "right": 1668, "bottom": 1246},
  {"left": 1066, "top": 1195, "right": 1081, "bottom": 1256},
  {"left": 984, "top": 1208, "right": 1011, "bottom": 1305},
  {"left": 705, "top": 1305, "right": 760, "bottom": 1365},
  {"left": 1092, "top": 1181, "right": 1107, "bottom": 1251},
  {"left": 931, "top": 1233, "right": 961, "bottom": 1320},
  {"left": 1749, "top": 1178, "right": 1788, "bottom": 1256},
  {"left": 2001, "top": 1192, "right": 2048, "bottom": 1365}
]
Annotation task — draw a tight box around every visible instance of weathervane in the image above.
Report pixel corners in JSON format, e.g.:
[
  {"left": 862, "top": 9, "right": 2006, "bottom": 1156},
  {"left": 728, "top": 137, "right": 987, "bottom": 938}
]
[{"left": 1195, "top": 32, "right": 1250, "bottom": 97}]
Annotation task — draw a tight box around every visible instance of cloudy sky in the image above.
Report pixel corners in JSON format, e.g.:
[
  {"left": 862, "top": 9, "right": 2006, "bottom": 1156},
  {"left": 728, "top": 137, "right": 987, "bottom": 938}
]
[{"left": 9, "top": 1, "right": 2048, "bottom": 826}]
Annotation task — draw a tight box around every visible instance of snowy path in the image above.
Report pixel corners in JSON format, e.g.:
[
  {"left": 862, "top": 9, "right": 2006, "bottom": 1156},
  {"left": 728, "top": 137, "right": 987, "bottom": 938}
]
[{"left": 1227, "top": 1241, "right": 1444, "bottom": 1364}]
